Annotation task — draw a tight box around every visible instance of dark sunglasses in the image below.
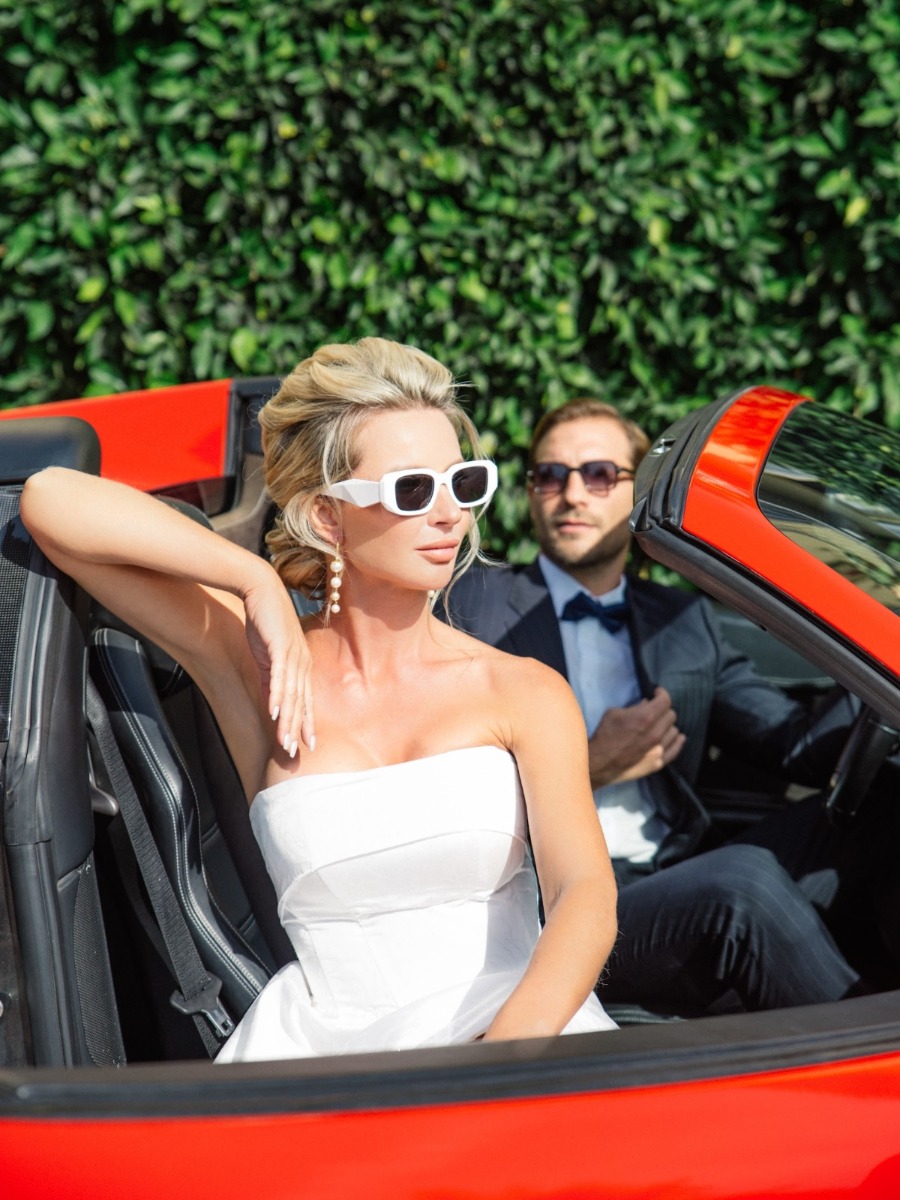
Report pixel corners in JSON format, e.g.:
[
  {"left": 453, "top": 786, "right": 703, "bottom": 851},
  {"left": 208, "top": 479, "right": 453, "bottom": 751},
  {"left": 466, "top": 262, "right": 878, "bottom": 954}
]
[{"left": 527, "top": 460, "right": 635, "bottom": 496}]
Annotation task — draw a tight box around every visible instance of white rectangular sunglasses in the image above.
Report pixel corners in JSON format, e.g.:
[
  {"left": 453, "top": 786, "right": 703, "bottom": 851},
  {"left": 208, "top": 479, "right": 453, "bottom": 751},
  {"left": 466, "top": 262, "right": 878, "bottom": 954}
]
[{"left": 324, "top": 460, "right": 498, "bottom": 517}]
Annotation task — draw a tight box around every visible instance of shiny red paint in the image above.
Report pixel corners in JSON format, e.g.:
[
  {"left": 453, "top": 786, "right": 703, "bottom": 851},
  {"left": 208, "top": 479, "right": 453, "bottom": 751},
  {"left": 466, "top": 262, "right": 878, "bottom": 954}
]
[
  {"left": 0, "top": 381, "right": 232, "bottom": 490},
  {"left": 3, "top": 1051, "right": 900, "bottom": 1199},
  {"left": 683, "top": 386, "right": 900, "bottom": 675}
]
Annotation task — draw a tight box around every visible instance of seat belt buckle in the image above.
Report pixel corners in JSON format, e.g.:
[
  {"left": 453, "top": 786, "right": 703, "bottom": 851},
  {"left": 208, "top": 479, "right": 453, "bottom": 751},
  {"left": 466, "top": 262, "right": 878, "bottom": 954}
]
[{"left": 170, "top": 976, "right": 235, "bottom": 1040}]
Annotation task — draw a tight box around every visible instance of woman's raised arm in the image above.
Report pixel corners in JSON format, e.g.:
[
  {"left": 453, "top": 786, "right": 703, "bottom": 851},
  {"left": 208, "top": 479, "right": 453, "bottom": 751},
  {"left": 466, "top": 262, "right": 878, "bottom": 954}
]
[
  {"left": 20, "top": 467, "right": 313, "bottom": 791},
  {"left": 482, "top": 659, "right": 617, "bottom": 1041}
]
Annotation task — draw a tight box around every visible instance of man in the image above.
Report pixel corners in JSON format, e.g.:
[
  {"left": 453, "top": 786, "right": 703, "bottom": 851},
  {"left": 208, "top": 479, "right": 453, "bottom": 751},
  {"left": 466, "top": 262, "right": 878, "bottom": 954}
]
[{"left": 447, "top": 398, "right": 880, "bottom": 1013}]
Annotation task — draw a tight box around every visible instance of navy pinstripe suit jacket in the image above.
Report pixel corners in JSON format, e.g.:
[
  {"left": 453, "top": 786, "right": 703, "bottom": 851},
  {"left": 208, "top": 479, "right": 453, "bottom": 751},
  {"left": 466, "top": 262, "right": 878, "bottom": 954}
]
[{"left": 445, "top": 561, "right": 829, "bottom": 867}]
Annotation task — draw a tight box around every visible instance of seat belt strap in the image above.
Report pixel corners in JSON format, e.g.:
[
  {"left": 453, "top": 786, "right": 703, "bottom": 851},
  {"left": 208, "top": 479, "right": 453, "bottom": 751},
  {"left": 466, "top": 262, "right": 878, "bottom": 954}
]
[{"left": 86, "top": 678, "right": 235, "bottom": 1056}]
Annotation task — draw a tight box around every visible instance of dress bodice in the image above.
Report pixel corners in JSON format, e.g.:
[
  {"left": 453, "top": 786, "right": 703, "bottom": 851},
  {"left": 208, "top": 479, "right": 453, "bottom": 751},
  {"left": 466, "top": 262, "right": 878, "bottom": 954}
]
[
  {"left": 251, "top": 745, "right": 531, "bottom": 921},
  {"left": 217, "top": 745, "right": 616, "bottom": 1062}
]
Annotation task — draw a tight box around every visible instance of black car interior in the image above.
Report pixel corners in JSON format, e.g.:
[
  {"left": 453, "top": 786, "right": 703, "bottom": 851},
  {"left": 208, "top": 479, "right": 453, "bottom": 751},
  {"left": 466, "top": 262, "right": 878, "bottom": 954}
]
[{"left": 0, "top": 405, "right": 867, "bottom": 1068}]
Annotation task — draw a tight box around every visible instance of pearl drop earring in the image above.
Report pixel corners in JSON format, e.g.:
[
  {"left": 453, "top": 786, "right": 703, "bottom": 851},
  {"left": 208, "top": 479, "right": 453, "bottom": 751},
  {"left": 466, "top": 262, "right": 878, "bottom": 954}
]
[{"left": 329, "top": 551, "right": 344, "bottom": 615}]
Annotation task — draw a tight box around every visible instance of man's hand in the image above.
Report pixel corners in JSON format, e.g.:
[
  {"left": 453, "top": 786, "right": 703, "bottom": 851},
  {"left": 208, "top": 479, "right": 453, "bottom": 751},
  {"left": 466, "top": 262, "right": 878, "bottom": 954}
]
[{"left": 587, "top": 687, "right": 685, "bottom": 788}]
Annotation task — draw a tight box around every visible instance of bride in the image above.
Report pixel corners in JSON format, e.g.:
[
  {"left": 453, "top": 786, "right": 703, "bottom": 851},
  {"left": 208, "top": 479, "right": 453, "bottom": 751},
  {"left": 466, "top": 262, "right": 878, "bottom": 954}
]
[{"left": 21, "top": 337, "right": 618, "bottom": 1058}]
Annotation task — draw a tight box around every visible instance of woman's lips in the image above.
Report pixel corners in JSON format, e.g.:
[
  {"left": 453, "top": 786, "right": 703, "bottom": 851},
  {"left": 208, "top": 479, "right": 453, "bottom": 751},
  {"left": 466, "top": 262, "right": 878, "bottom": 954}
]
[{"left": 418, "top": 541, "right": 459, "bottom": 562}]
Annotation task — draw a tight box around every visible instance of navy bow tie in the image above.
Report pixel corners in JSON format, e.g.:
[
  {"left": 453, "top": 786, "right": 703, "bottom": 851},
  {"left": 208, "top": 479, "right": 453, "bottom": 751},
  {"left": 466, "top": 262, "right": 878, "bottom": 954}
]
[{"left": 560, "top": 592, "right": 629, "bottom": 632}]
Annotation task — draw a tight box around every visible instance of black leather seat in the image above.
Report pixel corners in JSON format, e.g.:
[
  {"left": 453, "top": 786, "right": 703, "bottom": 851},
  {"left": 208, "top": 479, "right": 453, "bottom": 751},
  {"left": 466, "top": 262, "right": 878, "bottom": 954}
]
[
  {"left": 0, "top": 418, "right": 126, "bottom": 1067},
  {"left": 88, "top": 504, "right": 295, "bottom": 1060}
]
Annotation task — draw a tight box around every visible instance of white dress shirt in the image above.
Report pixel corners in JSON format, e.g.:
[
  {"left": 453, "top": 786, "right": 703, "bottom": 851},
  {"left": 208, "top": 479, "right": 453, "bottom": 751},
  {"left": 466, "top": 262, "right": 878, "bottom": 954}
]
[{"left": 538, "top": 556, "right": 670, "bottom": 863}]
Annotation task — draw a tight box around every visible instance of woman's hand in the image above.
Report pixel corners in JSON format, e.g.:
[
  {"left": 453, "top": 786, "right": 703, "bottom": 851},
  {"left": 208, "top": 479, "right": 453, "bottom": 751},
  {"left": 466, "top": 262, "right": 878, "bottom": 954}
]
[{"left": 241, "top": 577, "right": 315, "bottom": 758}]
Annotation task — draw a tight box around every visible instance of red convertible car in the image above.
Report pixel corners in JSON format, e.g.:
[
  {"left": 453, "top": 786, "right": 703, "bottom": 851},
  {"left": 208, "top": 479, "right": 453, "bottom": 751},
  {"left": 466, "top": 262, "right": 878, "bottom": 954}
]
[{"left": 1, "top": 381, "right": 899, "bottom": 1198}]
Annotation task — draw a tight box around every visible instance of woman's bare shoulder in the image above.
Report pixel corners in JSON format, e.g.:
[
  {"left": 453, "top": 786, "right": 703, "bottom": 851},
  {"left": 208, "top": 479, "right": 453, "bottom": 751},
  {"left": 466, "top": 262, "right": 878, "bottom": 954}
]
[
  {"left": 436, "top": 622, "right": 570, "bottom": 694},
  {"left": 457, "top": 641, "right": 586, "bottom": 774},
  {"left": 490, "top": 648, "right": 574, "bottom": 706}
]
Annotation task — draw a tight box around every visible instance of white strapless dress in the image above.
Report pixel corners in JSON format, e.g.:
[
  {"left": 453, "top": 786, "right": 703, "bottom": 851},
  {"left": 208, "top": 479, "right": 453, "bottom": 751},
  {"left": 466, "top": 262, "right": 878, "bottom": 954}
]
[{"left": 216, "top": 745, "right": 616, "bottom": 1062}]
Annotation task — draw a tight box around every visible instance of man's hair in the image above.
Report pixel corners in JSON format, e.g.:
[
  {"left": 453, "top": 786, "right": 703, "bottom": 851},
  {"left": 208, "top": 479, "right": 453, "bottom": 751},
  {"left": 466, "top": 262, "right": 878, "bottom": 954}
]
[{"left": 529, "top": 398, "right": 651, "bottom": 470}]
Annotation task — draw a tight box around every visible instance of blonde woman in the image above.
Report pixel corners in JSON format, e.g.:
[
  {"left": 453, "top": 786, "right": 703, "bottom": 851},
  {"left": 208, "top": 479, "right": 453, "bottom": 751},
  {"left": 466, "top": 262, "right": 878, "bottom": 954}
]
[{"left": 21, "top": 338, "right": 617, "bottom": 1059}]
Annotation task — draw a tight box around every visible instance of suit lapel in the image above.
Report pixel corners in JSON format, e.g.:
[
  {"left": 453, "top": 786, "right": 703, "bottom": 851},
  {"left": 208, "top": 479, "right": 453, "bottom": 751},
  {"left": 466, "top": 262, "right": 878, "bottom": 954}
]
[
  {"left": 627, "top": 580, "right": 658, "bottom": 698},
  {"left": 501, "top": 562, "right": 568, "bottom": 678},
  {"left": 627, "top": 579, "right": 712, "bottom": 860}
]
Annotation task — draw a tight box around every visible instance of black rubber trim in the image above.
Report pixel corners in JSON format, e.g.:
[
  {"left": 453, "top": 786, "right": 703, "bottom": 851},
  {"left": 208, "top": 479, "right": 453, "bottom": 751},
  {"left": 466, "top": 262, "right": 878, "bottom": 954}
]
[
  {"left": 632, "top": 387, "right": 749, "bottom": 536},
  {"left": 226, "top": 376, "right": 281, "bottom": 466},
  {"left": 2, "top": 993, "right": 900, "bottom": 1120}
]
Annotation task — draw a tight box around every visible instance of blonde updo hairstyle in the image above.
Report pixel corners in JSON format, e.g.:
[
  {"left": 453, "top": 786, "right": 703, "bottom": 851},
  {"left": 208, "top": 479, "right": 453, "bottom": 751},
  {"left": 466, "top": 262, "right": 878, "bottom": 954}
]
[{"left": 261, "top": 338, "right": 488, "bottom": 612}]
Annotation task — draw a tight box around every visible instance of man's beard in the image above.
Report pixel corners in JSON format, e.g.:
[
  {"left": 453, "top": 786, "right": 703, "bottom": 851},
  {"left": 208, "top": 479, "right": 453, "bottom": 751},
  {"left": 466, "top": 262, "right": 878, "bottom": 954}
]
[{"left": 540, "top": 519, "right": 631, "bottom": 573}]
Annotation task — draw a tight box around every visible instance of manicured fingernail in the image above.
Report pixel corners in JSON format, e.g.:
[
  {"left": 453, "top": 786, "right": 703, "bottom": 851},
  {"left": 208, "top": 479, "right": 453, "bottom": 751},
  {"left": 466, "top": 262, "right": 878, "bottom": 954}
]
[
  {"left": 271, "top": 705, "right": 280, "bottom": 721},
  {"left": 290, "top": 741, "right": 298, "bottom": 759},
  {"left": 309, "top": 735, "right": 317, "bottom": 753},
  {"left": 282, "top": 735, "right": 291, "bottom": 752}
]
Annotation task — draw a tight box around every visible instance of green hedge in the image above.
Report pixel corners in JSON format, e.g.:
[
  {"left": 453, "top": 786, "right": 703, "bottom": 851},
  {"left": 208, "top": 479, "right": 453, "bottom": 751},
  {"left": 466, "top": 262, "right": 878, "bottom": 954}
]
[{"left": 2, "top": 0, "right": 899, "bottom": 555}]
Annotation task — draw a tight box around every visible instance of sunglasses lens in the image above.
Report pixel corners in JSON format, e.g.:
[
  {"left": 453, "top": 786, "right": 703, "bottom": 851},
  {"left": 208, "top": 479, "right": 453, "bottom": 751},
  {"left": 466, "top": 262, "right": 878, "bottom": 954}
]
[
  {"left": 581, "top": 462, "right": 619, "bottom": 492},
  {"left": 394, "top": 473, "right": 436, "bottom": 512},
  {"left": 452, "top": 464, "right": 490, "bottom": 505},
  {"left": 531, "top": 462, "right": 621, "bottom": 494},
  {"left": 531, "top": 464, "right": 568, "bottom": 493}
]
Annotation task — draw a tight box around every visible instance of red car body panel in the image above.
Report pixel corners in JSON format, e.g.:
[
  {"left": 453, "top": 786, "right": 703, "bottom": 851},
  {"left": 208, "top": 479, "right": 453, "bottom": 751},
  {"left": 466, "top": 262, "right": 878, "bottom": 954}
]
[
  {"left": 0, "top": 381, "right": 231, "bottom": 490},
  {"left": 3, "top": 1052, "right": 900, "bottom": 1199},
  {"left": 683, "top": 386, "right": 900, "bottom": 675}
]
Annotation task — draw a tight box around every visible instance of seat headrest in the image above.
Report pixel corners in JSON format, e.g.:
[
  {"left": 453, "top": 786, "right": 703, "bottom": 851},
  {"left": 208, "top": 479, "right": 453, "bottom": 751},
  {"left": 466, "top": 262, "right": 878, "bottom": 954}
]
[{"left": 0, "top": 416, "right": 101, "bottom": 481}]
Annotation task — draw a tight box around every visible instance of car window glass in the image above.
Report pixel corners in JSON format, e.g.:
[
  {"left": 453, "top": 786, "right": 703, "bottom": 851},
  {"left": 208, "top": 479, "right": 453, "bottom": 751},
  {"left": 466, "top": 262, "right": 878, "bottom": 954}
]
[{"left": 757, "top": 405, "right": 900, "bottom": 615}]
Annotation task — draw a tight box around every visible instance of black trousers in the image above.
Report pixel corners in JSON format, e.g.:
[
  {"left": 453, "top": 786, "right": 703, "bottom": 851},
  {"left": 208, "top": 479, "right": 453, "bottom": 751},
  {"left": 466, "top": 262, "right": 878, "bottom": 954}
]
[{"left": 599, "top": 792, "right": 897, "bottom": 1012}]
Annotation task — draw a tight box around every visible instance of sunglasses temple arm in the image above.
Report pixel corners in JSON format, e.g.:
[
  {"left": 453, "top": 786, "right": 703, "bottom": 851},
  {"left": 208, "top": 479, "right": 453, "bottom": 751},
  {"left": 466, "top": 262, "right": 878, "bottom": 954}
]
[{"left": 324, "top": 480, "right": 381, "bottom": 507}]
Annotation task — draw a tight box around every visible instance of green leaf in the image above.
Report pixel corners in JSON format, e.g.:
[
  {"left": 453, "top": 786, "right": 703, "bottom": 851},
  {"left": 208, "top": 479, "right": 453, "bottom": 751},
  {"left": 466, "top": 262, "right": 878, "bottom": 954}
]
[
  {"left": 191, "top": 326, "right": 216, "bottom": 381},
  {"left": 75, "top": 308, "right": 108, "bottom": 345},
  {"left": 882, "top": 363, "right": 900, "bottom": 429},
  {"left": 325, "top": 252, "right": 349, "bottom": 290},
  {"left": 857, "top": 106, "right": 897, "bottom": 128},
  {"left": 2, "top": 225, "right": 39, "bottom": 271},
  {"left": 816, "top": 29, "right": 860, "bottom": 53},
  {"left": 424, "top": 147, "right": 468, "bottom": 184},
  {"left": 457, "top": 271, "right": 489, "bottom": 304},
  {"left": 647, "top": 216, "right": 669, "bottom": 249},
  {"left": 0, "top": 144, "right": 39, "bottom": 171},
  {"left": 793, "top": 134, "right": 832, "bottom": 159},
  {"left": 26, "top": 301, "right": 54, "bottom": 342},
  {"left": 816, "top": 169, "right": 850, "bottom": 201},
  {"left": 113, "top": 289, "right": 139, "bottom": 326},
  {"left": 138, "top": 241, "right": 165, "bottom": 271},
  {"left": 77, "top": 276, "right": 107, "bottom": 303},
  {"left": 425, "top": 196, "right": 464, "bottom": 227},
  {"left": 204, "top": 191, "right": 230, "bottom": 223},
  {"left": 843, "top": 196, "right": 869, "bottom": 227},
  {"left": 310, "top": 217, "right": 341, "bottom": 244},
  {"left": 229, "top": 328, "right": 258, "bottom": 372}
]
